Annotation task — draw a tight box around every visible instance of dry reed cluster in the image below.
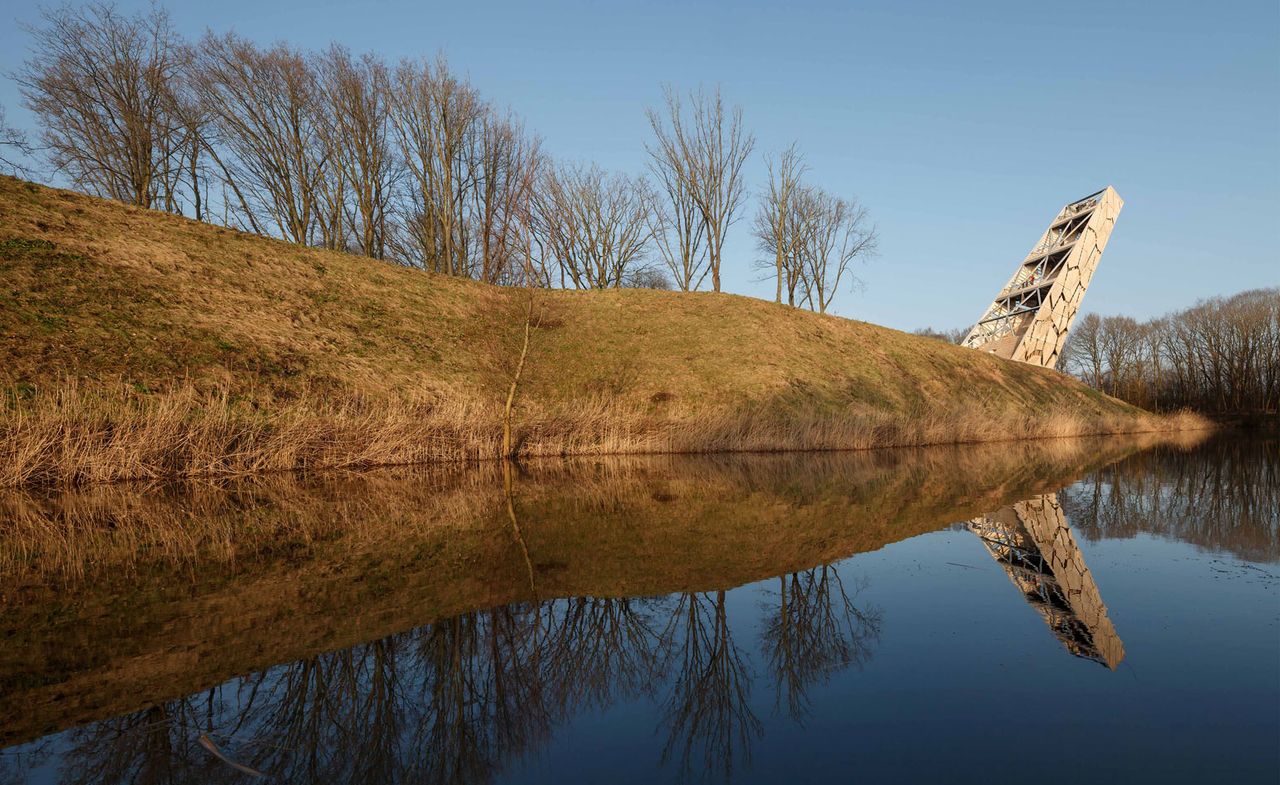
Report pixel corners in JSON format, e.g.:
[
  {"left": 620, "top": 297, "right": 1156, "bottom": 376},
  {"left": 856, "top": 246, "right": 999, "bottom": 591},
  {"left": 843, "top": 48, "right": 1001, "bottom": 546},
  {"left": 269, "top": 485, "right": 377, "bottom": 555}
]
[{"left": 0, "top": 381, "right": 1212, "bottom": 488}]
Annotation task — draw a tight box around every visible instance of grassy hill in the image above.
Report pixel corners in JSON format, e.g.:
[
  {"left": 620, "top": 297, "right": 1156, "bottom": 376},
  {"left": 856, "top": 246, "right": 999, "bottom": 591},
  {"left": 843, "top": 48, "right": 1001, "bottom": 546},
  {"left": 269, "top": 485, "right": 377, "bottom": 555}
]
[{"left": 0, "top": 176, "right": 1196, "bottom": 485}]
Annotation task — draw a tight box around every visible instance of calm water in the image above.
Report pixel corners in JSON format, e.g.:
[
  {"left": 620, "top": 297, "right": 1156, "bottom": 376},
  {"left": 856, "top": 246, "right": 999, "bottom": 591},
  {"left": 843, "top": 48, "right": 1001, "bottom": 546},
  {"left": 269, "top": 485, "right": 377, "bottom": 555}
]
[{"left": 0, "top": 434, "right": 1276, "bottom": 784}]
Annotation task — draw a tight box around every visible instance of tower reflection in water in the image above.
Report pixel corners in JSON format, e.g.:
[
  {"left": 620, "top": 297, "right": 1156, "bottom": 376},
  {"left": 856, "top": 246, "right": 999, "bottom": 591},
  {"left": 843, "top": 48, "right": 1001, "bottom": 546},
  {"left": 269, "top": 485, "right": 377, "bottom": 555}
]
[{"left": 968, "top": 493, "right": 1124, "bottom": 669}]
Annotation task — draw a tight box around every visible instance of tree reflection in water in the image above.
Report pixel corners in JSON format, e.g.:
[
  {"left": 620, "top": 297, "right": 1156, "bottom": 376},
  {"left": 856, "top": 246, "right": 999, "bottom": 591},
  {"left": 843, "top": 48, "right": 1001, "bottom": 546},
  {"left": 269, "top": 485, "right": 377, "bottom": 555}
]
[
  {"left": 658, "top": 590, "right": 760, "bottom": 781},
  {"left": 14, "top": 435, "right": 1258, "bottom": 783},
  {"left": 21, "top": 565, "right": 878, "bottom": 785},
  {"left": 541, "top": 596, "right": 664, "bottom": 713},
  {"left": 761, "top": 566, "right": 882, "bottom": 722},
  {"left": 406, "top": 608, "right": 549, "bottom": 785},
  {"left": 61, "top": 697, "right": 226, "bottom": 785},
  {"left": 1064, "top": 436, "right": 1279, "bottom": 562}
]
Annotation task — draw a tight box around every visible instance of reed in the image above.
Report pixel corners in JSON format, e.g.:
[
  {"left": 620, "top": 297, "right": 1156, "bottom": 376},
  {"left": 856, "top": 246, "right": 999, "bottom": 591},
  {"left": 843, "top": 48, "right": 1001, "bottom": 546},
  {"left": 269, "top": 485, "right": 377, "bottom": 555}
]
[{"left": 0, "top": 379, "right": 1212, "bottom": 488}]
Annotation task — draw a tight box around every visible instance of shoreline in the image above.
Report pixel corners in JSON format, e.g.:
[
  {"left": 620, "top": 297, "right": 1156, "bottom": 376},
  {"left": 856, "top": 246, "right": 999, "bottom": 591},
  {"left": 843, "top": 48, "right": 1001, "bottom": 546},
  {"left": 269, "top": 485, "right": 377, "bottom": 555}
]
[{"left": 0, "top": 383, "right": 1212, "bottom": 488}]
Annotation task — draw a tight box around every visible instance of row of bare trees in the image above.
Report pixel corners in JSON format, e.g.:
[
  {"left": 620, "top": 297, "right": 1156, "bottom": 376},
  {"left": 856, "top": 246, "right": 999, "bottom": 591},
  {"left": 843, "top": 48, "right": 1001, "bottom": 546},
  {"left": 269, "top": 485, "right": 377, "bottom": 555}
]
[
  {"left": 12, "top": 3, "right": 877, "bottom": 310},
  {"left": 1062, "top": 288, "right": 1280, "bottom": 414},
  {"left": 17, "top": 3, "right": 541, "bottom": 280}
]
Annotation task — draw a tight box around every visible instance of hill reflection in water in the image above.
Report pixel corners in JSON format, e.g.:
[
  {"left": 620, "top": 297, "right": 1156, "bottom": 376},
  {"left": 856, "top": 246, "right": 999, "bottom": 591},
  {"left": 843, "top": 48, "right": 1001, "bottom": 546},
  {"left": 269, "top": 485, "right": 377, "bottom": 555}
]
[{"left": 3, "top": 431, "right": 1276, "bottom": 784}]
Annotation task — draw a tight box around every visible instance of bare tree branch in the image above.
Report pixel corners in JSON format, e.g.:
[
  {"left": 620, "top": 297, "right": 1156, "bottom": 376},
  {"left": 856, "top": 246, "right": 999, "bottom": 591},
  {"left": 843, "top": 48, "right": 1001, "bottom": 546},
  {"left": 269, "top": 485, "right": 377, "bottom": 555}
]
[
  {"left": 0, "top": 104, "right": 35, "bottom": 176},
  {"left": 533, "top": 161, "right": 652, "bottom": 290}
]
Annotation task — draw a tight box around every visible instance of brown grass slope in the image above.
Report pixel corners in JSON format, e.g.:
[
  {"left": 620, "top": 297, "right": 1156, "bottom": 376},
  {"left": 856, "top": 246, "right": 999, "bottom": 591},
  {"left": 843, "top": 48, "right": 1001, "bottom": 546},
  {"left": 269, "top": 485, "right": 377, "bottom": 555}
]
[{"left": 0, "top": 176, "right": 1200, "bottom": 484}]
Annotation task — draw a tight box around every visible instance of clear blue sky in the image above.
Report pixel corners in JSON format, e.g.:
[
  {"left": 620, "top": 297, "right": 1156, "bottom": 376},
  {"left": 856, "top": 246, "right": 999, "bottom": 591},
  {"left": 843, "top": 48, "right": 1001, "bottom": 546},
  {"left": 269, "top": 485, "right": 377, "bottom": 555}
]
[{"left": 2, "top": 0, "right": 1276, "bottom": 331}]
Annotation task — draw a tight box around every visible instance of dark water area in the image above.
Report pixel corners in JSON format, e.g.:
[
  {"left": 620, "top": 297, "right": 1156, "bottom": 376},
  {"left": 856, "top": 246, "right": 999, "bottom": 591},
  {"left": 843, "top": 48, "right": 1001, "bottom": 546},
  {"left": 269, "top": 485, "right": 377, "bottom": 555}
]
[{"left": 0, "top": 433, "right": 1276, "bottom": 784}]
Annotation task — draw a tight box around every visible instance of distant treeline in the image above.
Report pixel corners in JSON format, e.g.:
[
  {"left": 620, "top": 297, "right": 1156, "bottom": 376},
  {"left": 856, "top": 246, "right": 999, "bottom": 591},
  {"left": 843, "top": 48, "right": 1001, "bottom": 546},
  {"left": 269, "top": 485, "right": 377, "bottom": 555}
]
[
  {"left": 916, "top": 288, "right": 1280, "bottom": 415},
  {"left": 1, "top": 3, "right": 876, "bottom": 312},
  {"left": 1061, "top": 289, "right": 1280, "bottom": 415}
]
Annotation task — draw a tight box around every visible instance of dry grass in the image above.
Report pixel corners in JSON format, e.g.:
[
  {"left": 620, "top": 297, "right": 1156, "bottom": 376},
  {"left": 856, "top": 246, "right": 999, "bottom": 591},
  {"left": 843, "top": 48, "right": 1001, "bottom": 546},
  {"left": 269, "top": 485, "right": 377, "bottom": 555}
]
[{"left": 0, "top": 378, "right": 1212, "bottom": 487}]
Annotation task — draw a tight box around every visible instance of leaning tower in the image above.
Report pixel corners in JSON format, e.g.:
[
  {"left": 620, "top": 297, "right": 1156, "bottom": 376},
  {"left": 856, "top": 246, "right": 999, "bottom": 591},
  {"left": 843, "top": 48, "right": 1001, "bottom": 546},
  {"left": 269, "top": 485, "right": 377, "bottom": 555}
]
[{"left": 963, "top": 187, "right": 1123, "bottom": 368}]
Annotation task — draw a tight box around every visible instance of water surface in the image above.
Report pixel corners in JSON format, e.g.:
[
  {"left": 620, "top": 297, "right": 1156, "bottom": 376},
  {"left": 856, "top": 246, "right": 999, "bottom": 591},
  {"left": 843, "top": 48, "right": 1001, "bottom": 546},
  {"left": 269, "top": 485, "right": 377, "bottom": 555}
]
[{"left": 1, "top": 434, "right": 1276, "bottom": 784}]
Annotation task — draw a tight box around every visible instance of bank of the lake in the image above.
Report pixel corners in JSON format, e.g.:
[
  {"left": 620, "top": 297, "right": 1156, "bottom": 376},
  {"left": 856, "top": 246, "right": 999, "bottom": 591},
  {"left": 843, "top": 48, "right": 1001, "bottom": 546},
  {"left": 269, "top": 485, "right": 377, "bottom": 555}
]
[{"left": 0, "top": 176, "right": 1207, "bottom": 486}]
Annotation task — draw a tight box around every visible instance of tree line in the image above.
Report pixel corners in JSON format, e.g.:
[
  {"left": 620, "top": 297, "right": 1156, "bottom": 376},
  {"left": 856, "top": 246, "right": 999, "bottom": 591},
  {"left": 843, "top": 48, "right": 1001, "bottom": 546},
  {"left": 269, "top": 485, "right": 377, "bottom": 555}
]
[
  {"left": 6, "top": 2, "right": 877, "bottom": 309},
  {"left": 1061, "top": 288, "right": 1280, "bottom": 415},
  {"left": 915, "top": 287, "right": 1279, "bottom": 415}
]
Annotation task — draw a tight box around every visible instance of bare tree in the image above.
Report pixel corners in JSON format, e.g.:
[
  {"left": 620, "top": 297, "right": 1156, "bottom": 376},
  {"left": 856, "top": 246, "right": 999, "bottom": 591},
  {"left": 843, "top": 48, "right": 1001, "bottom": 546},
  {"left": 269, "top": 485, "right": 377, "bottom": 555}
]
[
  {"left": 18, "top": 3, "right": 185, "bottom": 208},
  {"left": 1141, "top": 317, "right": 1167, "bottom": 411},
  {"left": 753, "top": 145, "right": 805, "bottom": 303},
  {"left": 162, "top": 52, "right": 215, "bottom": 223},
  {"left": 645, "top": 126, "right": 706, "bottom": 292},
  {"left": 791, "top": 186, "right": 877, "bottom": 314},
  {"left": 389, "top": 55, "right": 485, "bottom": 274},
  {"left": 1100, "top": 316, "right": 1145, "bottom": 398},
  {"left": 189, "top": 33, "right": 327, "bottom": 242},
  {"left": 472, "top": 111, "right": 542, "bottom": 284},
  {"left": 534, "top": 161, "right": 651, "bottom": 289},
  {"left": 646, "top": 85, "right": 754, "bottom": 292},
  {"left": 315, "top": 46, "right": 395, "bottom": 258},
  {"left": 1063, "top": 312, "right": 1104, "bottom": 388}
]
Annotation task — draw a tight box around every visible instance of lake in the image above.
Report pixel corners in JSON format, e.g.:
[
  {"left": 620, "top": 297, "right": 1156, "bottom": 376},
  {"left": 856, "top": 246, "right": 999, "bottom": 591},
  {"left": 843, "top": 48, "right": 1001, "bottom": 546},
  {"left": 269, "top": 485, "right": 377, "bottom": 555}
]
[{"left": 0, "top": 432, "right": 1276, "bottom": 784}]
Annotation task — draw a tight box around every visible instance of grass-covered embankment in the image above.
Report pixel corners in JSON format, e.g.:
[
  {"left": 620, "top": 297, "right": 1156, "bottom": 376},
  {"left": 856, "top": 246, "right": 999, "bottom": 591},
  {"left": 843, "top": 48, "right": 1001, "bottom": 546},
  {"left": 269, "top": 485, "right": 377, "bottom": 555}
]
[{"left": 0, "top": 176, "right": 1206, "bottom": 485}]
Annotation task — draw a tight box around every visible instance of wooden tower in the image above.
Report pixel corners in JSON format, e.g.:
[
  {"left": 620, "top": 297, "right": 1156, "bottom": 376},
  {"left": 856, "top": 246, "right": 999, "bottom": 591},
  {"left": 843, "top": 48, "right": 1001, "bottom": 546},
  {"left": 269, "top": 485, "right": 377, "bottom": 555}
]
[{"left": 963, "top": 187, "right": 1123, "bottom": 368}]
